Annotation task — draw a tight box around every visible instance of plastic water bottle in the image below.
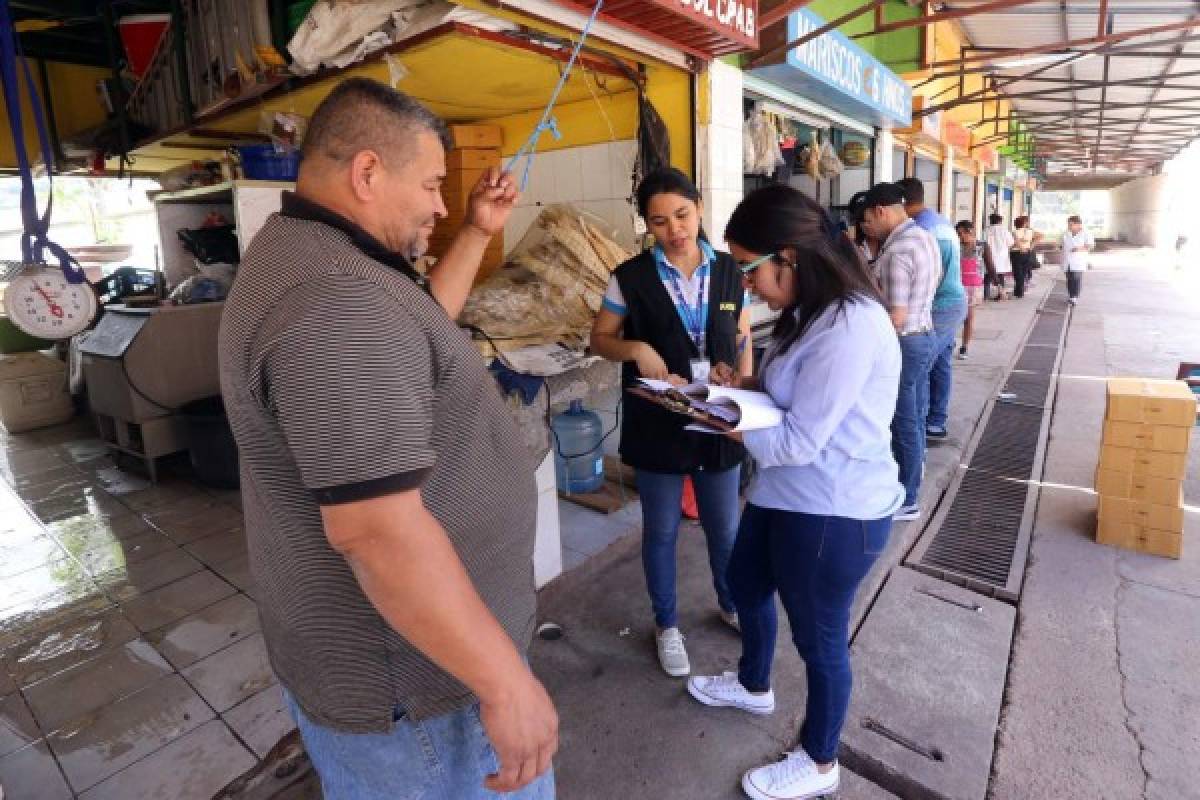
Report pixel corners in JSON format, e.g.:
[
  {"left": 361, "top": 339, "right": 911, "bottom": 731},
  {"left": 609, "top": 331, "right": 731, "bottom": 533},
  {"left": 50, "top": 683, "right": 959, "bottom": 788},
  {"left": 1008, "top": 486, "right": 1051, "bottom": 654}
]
[{"left": 551, "top": 399, "right": 605, "bottom": 494}]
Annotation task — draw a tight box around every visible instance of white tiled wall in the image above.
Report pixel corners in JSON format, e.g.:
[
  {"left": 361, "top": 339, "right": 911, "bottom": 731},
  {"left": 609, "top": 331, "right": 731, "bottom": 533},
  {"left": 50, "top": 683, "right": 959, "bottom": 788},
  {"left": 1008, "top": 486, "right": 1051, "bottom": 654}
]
[
  {"left": 505, "top": 140, "right": 641, "bottom": 253},
  {"left": 697, "top": 60, "right": 745, "bottom": 250}
]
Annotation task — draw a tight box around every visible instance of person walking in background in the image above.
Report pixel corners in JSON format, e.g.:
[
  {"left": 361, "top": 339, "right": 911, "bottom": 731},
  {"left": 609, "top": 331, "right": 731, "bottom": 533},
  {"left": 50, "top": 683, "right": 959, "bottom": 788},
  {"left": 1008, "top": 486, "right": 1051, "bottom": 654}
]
[
  {"left": 956, "top": 221, "right": 984, "bottom": 359},
  {"left": 897, "top": 179, "right": 966, "bottom": 443},
  {"left": 1010, "top": 216, "right": 1039, "bottom": 298},
  {"left": 849, "top": 183, "right": 940, "bottom": 521},
  {"left": 590, "top": 168, "right": 753, "bottom": 678},
  {"left": 984, "top": 213, "right": 1014, "bottom": 300},
  {"left": 1062, "top": 215, "right": 1094, "bottom": 305},
  {"left": 688, "top": 186, "right": 903, "bottom": 800}
]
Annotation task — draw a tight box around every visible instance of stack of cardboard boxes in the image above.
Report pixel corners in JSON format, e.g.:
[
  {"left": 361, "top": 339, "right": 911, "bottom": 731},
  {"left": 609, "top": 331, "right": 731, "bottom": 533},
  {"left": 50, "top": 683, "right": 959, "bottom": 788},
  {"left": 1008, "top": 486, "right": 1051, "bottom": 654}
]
[
  {"left": 428, "top": 124, "right": 505, "bottom": 282},
  {"left": 1095, "top": 378, "right": 1196, "bottom": 559}
]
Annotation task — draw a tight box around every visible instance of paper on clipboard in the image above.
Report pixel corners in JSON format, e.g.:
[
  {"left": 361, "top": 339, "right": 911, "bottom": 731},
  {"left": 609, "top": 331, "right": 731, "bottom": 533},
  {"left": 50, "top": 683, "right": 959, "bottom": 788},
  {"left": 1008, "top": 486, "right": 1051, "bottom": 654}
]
[{"left": 633, "top": 379, "right": 783, "bottom": 433}]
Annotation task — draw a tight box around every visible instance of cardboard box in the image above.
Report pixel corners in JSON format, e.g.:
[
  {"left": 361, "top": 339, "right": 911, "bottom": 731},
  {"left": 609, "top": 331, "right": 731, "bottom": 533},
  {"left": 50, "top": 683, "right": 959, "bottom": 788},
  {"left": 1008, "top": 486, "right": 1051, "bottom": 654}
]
[
  {"left": 1105, "top": 378, "right": 1198, "bottom": 427},
  {"left": 447, "top": 148, "right": 501, "bottom": 170},
  {"left": 1097, "top": 445, "right": 1189, "bottom": 479},
  {"left": 1097, "top": 493, "right": 1184, "bottom": 534},
  {"left": 1101, "top": 419, "right": 1191, "bottom": 454},
  {"left": 442, "top": 168, "right": 488, "bottom": 197},
  {"left": 1096, "top": 515, "right": 1183, "bottom": 559},
  {"left": 449, "top": 124, "right": 503, "bottom": 149},
  {"left": 1095, "top": 466, "right": 1185, "bottom": 506}
]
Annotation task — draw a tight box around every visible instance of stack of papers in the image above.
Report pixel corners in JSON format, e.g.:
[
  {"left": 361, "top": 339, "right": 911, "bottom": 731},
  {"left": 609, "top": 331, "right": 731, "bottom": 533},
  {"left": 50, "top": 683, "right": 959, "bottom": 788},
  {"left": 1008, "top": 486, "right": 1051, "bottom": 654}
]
[{"left": 631, "top": 379, "right": 784, "bottom": 433}]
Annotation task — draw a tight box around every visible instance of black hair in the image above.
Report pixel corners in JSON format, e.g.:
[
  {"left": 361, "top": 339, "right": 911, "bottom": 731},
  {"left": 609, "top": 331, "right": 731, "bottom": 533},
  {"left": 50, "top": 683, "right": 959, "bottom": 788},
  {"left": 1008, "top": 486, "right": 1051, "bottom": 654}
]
[
  {"left": 636, "top": 167, "right": 702, "bottom": 219},
  {"left": 989, "top": 213, "right": 1003, "bottom": 225},
  {"left": 1013, "top": 215, "right": 1029, "bottom": 229},
  {"left": 725, "top": 185, "right": 885, "bottom": 357},
  {"left": 1067, "top": 215, "right": 1082, "bottom": 225},
  {"left": 303, "top": 77, "right": 451, "bottom": 165},
  {"left": 895, "top": 177, "right": 924, "bottom": 205},
  {"left": 955, "top": 220, "right": 975, "bottom": 233}
]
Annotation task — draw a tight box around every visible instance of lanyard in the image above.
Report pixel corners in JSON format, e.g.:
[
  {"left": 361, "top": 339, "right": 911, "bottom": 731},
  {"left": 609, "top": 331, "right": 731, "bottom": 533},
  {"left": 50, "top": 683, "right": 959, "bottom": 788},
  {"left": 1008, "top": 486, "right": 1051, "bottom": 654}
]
[{"left": 666, "top": 262, "right": 707, "bottom": 352}]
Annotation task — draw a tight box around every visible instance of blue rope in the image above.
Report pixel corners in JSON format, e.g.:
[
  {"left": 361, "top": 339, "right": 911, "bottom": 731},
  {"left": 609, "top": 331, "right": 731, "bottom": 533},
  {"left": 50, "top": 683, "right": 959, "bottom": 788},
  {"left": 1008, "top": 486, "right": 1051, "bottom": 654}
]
[
  {"left": 0, "top": 0, "right": 87, "bottom": 283},
  {"left": 506, "top": 0, "right": 604, "bottom": 191}
]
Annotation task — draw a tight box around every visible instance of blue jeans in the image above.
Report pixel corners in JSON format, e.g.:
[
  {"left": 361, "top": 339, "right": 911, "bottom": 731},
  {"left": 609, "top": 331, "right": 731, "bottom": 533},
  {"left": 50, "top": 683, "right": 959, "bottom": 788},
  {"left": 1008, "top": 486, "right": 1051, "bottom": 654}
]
[
  {"left": 284, "top": 690, "right": 555, "bottom": 800},
  {"left": 928, "top": 302, "right": 968, "bottom": 432},
  {"left": 893, "top": 331, "right": 937, "bottom": 506},
  {"left": 729, "top": 504, "right": 891, "bottom": 764},
  {"left": 635, "top": 466, "right": 741, "bottom": 629}
]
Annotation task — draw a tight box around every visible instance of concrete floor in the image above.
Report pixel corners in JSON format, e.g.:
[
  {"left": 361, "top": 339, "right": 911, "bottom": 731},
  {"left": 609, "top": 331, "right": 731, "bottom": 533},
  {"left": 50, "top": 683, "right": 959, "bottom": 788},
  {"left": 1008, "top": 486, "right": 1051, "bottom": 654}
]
[{"left": 0, "top": 252, "right": 1196, "bottom": 799}]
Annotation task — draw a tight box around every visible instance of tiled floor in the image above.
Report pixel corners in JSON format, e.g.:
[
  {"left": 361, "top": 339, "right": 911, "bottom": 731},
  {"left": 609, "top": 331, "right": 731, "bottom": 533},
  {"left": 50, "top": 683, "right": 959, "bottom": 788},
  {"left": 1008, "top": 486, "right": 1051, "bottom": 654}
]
[
  {"left": 0, "top": 416, "right": 643, "bottom": 800},
  {"left": 0, "top": 420, "right": 293, "bottom": 799}
]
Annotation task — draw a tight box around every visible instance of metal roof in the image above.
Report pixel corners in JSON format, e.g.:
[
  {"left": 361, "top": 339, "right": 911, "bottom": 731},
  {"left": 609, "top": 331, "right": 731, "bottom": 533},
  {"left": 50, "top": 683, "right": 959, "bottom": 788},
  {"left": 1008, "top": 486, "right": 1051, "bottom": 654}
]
[{"left": 951, "top": 0, "right": 1200, "bottom": 184}]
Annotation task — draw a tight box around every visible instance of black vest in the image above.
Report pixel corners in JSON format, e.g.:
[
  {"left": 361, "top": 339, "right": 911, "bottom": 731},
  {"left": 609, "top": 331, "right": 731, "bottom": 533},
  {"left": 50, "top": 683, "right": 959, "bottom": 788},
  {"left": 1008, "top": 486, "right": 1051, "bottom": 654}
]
[{"left": 613, "top": 248, "right": 746, "bottom": 474}]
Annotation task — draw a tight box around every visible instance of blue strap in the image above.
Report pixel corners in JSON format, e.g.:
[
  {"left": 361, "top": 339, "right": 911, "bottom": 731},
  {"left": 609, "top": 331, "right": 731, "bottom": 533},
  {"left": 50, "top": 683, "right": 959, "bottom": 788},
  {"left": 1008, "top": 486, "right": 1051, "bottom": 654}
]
[
  {"left": 0, "top": 0, "right": 87, "bottom": 283},
  {"left": 506, "top": 0, "right": 604, "bottom": 190}
]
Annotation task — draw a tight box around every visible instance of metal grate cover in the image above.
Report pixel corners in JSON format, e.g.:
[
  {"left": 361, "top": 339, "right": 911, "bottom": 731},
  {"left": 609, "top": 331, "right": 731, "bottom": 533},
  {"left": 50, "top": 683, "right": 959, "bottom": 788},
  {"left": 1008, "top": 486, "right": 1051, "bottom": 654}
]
[{"left": 907, "top": 286, "right": 1071, "bottom": 601}]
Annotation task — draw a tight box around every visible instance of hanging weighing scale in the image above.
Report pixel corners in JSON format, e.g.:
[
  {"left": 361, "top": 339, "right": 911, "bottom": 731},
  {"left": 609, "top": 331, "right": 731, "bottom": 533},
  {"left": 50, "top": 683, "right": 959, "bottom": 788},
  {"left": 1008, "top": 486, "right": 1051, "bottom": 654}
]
[
  {"left": 1, "top": 0, "right": 98, "bottom": 340},
  {"left": 3, "top": 265, "right": 98, "bottom": 339}
]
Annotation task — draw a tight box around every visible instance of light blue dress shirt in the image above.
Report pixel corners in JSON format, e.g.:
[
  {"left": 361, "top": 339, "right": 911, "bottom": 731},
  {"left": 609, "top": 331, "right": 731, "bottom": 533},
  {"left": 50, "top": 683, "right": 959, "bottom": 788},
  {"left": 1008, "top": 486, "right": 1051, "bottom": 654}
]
[{"left": 742, "top": 296, "right": 905, "bottom": 520}]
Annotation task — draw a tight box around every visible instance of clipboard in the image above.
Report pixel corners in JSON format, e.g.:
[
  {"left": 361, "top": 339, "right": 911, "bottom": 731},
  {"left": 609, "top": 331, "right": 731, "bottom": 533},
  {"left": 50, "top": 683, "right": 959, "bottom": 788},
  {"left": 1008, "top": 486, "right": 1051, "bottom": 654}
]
[{"left": 627, "top": 379, "right": 784, "bottom": 434}]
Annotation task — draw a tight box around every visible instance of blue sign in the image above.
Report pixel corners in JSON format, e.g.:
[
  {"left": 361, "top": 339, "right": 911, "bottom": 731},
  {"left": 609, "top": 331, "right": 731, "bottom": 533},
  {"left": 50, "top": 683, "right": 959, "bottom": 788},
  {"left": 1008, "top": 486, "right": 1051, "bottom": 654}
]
[{"left": 751, "top": 9, "right": 912, "bottom": 128}]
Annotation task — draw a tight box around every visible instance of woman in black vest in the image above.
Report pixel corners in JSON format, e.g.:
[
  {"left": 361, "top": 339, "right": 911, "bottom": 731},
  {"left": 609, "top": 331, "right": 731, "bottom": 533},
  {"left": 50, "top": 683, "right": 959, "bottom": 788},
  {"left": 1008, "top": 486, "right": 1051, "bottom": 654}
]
[{"left": 590, "top": 168, "right": 753, "bottom": 678}]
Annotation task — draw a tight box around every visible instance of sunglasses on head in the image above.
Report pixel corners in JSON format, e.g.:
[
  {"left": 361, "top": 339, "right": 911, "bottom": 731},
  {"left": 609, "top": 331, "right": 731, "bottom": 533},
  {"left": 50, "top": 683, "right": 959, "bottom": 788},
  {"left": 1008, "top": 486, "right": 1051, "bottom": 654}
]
[{"left": 738, "top": 253, "right": 778, "bottom": 274}]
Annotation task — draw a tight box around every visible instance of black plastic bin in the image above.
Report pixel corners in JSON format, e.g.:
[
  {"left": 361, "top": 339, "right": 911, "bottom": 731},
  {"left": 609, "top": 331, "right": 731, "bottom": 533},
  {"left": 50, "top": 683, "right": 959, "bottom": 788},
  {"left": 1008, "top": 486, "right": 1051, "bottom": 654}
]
[{"left": 181, "top": 396, "right": 240, "bottom": 489}]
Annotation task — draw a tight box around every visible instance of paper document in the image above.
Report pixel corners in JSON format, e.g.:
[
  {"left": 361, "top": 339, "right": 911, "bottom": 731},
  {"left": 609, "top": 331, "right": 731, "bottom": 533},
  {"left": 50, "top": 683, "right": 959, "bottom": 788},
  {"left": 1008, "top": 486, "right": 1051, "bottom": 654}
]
[{"left": 631, "top": 379, "right": 783, "bottom": 432}]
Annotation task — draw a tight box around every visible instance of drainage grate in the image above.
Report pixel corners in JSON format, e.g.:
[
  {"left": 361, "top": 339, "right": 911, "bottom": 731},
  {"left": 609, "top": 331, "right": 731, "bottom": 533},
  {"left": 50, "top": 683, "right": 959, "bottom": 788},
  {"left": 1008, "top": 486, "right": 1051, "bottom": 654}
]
[{"left": 907, "top": 286, "right": 1071, "bottom": 601}]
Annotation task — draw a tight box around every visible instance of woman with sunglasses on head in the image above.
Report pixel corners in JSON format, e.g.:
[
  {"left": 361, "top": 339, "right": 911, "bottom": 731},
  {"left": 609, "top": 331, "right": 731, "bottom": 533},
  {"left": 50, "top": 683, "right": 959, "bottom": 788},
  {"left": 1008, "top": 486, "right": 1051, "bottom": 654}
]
[
  {"left": 689, "top": 185, "right": 904, "bottom": 800},
  {"left": 590, "top": 168, "right": 753, "bottom": 679}
]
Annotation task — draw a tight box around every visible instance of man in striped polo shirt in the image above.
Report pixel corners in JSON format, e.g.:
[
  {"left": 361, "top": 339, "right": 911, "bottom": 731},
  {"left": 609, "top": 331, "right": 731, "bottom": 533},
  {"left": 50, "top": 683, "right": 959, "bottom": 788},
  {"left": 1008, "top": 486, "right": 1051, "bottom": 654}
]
[
  {"left": 853, "top": 182, "right": 941, "bottom": 522},
  {"left": 219, "top": 79, "right": 556, "bottom": 798}
]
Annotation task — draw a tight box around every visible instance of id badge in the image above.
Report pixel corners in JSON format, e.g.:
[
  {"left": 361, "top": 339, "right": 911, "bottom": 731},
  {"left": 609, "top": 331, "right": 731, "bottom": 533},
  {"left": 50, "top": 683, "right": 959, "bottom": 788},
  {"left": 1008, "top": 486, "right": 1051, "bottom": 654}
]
[{"left": 689, "top": 359, "right": 711, "bottom": 384}]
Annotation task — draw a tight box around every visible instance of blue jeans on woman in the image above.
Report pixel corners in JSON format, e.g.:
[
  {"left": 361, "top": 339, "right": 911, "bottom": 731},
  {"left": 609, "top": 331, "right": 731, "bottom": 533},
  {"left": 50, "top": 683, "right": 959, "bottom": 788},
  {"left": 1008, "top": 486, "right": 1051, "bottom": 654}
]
[
  {"left": 284, "top": 689, "right": 555, "bottom": 800},
  {"left": 728, "top": 504, "right": 891, "bottom": 764},
  {"left": 634, "top": 466, "right": 741, "bottom": 629}
]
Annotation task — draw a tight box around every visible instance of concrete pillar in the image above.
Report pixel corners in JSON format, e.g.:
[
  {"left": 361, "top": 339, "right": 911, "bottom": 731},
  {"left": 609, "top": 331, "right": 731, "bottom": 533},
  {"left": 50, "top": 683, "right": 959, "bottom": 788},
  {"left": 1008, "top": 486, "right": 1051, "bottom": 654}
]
[
  {"left": 941, "top": 144, "right": 955, "bottom": 215},
  {"left": 875, "top": 128, "right": 894, "bottom": 184},
  {"left": 695, "top": 60, "right": 744, "bottom": 250},
  {"left": 975, "top": 171, "right": 986, "bottom": 229}
]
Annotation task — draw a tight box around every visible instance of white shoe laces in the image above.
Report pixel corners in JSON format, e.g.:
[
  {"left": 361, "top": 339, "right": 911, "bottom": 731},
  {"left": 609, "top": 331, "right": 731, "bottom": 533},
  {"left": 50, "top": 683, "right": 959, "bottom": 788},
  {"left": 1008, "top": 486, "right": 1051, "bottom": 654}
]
[
  {"left": 765, "top": 750, "right": 818, "bottom": 791},
  {"left": 659, "top": 629, "right": 686, "bottom": 657},
  {"left": 706, "top": 671, "right": 745, "bottom": 695}
]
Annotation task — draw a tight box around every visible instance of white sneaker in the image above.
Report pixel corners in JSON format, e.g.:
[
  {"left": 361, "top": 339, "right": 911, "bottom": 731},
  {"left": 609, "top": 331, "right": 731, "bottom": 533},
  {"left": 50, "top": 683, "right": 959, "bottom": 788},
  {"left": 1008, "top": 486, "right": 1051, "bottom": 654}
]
[
  {"left": 687, "top": 671, "right": 775, "bottom": 715},
  {"left": 894, "top": 503, "right": 921, "bottom": 521},
  {"left": 1069, "top": 297, "right": 1078, "bottom": 305},
  {"left": 719, "top": 609, "right": 741, "bottom": 633},
  {"left": 742, "top": 750, "right": 839, "bottom": 800},
  {"left": 656, "top": 627, "right": 690, "bottom": 677}
]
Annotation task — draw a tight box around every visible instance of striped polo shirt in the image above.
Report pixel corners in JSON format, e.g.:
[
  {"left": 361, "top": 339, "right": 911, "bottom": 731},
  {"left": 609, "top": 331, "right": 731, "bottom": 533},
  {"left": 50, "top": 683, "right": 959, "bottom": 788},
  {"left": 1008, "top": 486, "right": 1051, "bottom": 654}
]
[{"left": 218, "top": 193, "right": 538, "bottom": 732}]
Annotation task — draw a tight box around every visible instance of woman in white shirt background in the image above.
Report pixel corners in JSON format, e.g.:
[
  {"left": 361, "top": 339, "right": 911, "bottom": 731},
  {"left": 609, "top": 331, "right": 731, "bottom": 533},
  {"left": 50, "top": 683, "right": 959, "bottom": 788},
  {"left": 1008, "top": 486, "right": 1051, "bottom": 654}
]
[
  {"left": 685, "top": 185, "right": 904, "bottom": 800},
  {"left": 985, "top": 213, "right": 1015, "bottom": 299}
]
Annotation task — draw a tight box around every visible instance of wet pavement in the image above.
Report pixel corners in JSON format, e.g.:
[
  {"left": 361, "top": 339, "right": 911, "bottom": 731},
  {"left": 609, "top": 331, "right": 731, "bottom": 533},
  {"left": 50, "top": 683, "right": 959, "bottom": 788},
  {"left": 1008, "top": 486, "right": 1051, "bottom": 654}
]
[{"left": 0, "top": 424, "right": 288, "bottom": 800}]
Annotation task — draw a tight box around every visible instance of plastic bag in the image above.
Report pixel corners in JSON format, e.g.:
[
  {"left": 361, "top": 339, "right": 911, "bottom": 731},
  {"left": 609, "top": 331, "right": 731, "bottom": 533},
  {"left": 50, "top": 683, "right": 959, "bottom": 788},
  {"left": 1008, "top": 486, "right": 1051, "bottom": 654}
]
[
  {"left": 744, "top": 114, "right": 783, "bottom": 176},
  {"left": 288, "top": 0, "right": 428, "bottom": 74},
  {"left": 818, "top": 140, "right": 844, "bottom": 179}
]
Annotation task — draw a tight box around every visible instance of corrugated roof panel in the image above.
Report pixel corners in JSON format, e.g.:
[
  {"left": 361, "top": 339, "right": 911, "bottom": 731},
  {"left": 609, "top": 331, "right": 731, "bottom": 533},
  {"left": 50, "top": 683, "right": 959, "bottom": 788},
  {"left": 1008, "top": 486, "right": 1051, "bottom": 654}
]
[{"left": 950, "top": 0, "right": 1200, "bottom": 177}]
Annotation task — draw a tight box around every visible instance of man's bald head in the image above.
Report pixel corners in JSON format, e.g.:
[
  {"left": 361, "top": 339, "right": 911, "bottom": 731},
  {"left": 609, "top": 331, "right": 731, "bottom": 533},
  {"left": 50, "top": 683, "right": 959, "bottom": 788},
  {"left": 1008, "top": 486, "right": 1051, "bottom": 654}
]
[{"left": 302, "top": 78, "right": 451, "bottom": 170}]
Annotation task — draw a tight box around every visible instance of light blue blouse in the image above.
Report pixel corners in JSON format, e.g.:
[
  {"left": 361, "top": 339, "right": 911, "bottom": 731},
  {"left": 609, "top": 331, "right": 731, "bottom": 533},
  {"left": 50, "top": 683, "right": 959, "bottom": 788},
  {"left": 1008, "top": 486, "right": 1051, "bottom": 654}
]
[{"left": 742, "top": 296, "right": 905, "bottom": 520}]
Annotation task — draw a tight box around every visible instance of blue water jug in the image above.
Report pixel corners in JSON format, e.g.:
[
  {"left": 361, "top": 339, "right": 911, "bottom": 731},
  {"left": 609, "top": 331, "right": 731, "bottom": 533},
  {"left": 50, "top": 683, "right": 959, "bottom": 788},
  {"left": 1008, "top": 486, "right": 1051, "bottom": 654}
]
[{"left": 551, "top": 400, "right": 605, "bottom": 494}]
